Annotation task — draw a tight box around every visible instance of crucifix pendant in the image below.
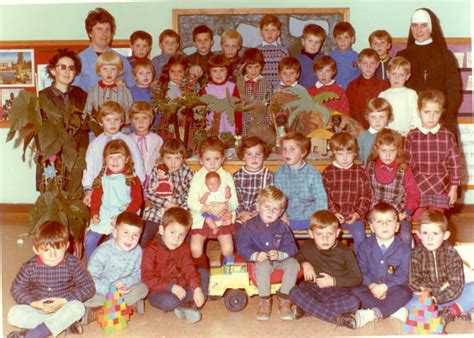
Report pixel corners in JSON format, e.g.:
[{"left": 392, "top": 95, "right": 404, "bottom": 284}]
[{"left": 423, "top": 69, "right": 428, "bottom": 82}]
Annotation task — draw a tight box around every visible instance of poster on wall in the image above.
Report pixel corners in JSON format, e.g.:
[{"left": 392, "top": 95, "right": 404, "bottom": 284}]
[
  {"left": 36, "top": 64, "right": 53, "bottom": 92},
  {"left": 0, "top": 49, "right": 35, "bottom": 87}
]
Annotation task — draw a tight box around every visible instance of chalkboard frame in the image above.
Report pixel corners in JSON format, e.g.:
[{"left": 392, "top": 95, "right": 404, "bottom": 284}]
[{"left": 172, "top": 8, "right": 349, "bottom": 56}]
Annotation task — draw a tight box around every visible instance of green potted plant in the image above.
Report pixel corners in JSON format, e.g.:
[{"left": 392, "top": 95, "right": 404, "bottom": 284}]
[{"left": 6, "top": 90, "right": 90, "bottom": 257}]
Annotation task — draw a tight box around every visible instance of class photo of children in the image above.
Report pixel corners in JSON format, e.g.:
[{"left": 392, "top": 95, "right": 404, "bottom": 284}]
[{"left": 1, "top": 1, "right": 473, "bottom": 337}]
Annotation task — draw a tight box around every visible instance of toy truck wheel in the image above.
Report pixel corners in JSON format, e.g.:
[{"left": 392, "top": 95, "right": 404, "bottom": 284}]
[{"left": 224, "top": 289, "right": 248, "bottom": 312}]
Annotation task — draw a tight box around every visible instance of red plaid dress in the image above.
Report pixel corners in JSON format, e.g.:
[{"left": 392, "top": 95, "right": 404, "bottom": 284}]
[
  {"left": 322, "top": 163, "right": 372, "bottom": 219},
  {"left": 368, "top": 161, "right": 407, "bottom": 213},
  {"left": 404, "top": 127, "right": 461, "bottom": 209}
]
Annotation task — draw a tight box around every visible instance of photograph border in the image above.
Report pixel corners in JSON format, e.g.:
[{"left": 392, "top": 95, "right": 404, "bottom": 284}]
[{"left": 0, "top": 49, "right": 35, "bottom": 88}]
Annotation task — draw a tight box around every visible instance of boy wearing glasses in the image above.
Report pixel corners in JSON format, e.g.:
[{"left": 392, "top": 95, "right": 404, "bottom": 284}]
[{"left": 237, "top": 186, "right": 299, "bottom": 321}]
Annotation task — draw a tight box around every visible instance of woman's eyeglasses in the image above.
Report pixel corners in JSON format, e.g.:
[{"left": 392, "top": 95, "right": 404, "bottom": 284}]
[{"left": 55, "top": 64, "right": 76, "bottom": 72}]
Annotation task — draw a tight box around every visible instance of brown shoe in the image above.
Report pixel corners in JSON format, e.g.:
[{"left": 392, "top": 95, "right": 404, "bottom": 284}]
[
  {"left": 81, "top": 306, "right": 102, "bottom": 325},
  {"left": 278, "top": 297, "right": 294, "bottom": 320},
  {"left": 256, "top": 297, "right": 272, "bottom": 320}
]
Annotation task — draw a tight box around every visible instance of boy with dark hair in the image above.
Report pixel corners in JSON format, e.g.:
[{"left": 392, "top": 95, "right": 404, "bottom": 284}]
[
  {"left": 8, "top": 221, "right": 95, "bottom": 338},
  {"left": 257, "top": 14, "right": 289, "bottom": 87},
  {"left": 128, "top": 30, "right": 153, "bottom": 67},
  {"left": 330, "top": 22, "right": 360, "bottom": 90},
  {"left": 289, "top": 210, "right": 362, "bottom": 325},
  {"left": 297, "top": 23, "right": 327, "bottom": 89},
  {"left": 347, "top": 48, "right": 390, "bottom": 128},
  {"left": 369, "top": 30, "right": 392, "bottom": 81},
  {"left": 187, "top": 25, "right": 214, "bottom": 77},
  {"left": 142, "top": 207, "right": 208, "bottom": 324},
  {"left": 405, "top": 210, "right": 474, "bottom": 330},
  {"left": 151, "top": 29, "right": 181, "bottom": 81}
]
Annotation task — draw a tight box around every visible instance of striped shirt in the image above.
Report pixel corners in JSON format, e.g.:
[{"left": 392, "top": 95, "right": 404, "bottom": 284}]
[{"left": 10, "top": 253, "right": 95, "bottom": 305}]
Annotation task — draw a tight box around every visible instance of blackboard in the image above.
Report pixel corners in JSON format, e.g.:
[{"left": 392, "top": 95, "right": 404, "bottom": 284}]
[{"left": 173, "top": 8, "right": 349, "bottom": 56}]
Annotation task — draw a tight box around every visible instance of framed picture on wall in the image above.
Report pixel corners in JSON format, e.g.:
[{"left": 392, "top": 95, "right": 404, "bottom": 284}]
[
  {"left": 0, "top": 49, "right": 35, "bottom": 87},
  {"left": 173, "top": 8, "right": 349, "bottom": 56},
  {"left": 37, "top": 64, "right": 53, "bottom": 92},
  {"left": 0, "top": 88, "right": 21, "bottom": 121}
]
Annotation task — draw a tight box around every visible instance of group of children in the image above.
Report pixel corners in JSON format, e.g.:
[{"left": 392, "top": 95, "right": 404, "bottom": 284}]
[{"left": 7, "top": 10, "right": 472, "bottom": 338}]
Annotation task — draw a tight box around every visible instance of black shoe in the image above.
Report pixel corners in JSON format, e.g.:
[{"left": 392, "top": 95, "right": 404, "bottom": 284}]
[
  {"left": 440, "top": 308, "right": 456, "bottom": 327},
  {"left": 65, "top": 321, "right": 84, "bottom": 335},
  {"left": 337, "top": 313, "right": 357, "bottom": 329},
  {"left": 7, "top": 330, "right": 28, "bottom": 338},
  {"left": 293, "top": 305, "right": 305, "bottom": 320}
]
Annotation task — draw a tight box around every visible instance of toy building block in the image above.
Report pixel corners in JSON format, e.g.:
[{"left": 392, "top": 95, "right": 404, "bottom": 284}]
[
  {"left": 403, "top": 290, "right": 445, "bottom": 335},
  {"left": 96, "top": 285, "right": 132, "bottom": 333}
]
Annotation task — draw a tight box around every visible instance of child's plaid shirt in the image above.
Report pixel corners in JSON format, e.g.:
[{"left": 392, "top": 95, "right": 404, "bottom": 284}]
[
  {"left": 143, "top": 164, "right": 194, "bottom": 224},
  {"left": 322, "top": 163, "right": 371, "bottom": 219},
  {"left": 233, "top": 166, "right": 274, "bottom": 215},
  {"left": 409, "top": 240, "right": 464, "bottom": 304},
  {"left": 274, "top": 162, "right": 327, "bottom": 221},
  {"left": 405, "top": 126, "right": 461, "bottom": 208}
]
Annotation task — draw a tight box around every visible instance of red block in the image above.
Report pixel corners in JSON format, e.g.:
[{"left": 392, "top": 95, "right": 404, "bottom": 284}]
[
  {"left": 424, "top": 323, "right": 430, "bottom": 330},
  {"left": 406, "top": 319, "right": 418, "bottom": 327}
]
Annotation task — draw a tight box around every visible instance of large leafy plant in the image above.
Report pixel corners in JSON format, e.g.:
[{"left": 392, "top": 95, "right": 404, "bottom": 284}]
[{"left": 7, "top": 90, "right": 90, "bottom": 238}]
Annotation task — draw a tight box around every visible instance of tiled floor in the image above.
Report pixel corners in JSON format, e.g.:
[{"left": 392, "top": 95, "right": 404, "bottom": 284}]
[{"left": 2, "top": 211, "right": 474, "bottom": 337}]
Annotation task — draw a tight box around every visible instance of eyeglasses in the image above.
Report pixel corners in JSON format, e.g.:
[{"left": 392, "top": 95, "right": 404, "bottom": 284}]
[{"left": 55, "top": 64, "right": 76, "bottom": 72}]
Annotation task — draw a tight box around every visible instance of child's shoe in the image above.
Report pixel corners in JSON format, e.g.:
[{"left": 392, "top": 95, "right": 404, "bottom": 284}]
[
  {"left": 354, "top": 308, "right": 376, "bottom": 328},
  {"left": 390, "top": 306, "right": 408, "bottom": 322},
  {"left": 223, "top": 255, "right": 235, "bottom": 265},
  {"left": 256, "top": 297, "right": 272, "bottom": 321},
  {"left": 175, "top": 303, "right": 202, "bottom": 324},
  {"left": 278, "top": 296, "right": 294, "bottom": 320},
  {"left": 65, "top": 321, "right": 84, "bottom": 335},
  {"left": 336, "top": 313, "right": 357, "bottom": 329},
  {"left": 293, "top": 305, "right": 305, "bottom": 320}
]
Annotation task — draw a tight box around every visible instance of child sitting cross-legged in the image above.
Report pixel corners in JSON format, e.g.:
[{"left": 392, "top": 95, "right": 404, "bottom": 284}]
[
  {"left": 339, "top": 202, "right": 413, "bottom": 329},
  {"left": 142, "top": 207, "right": 208, "bottom": 324},
  {"left": 405, "top": 210, "right": 474, "bottom": 330},
  {"left": 237, "top": 186, "right": 299, "bottom": 321},
  {"left": 289, "top": 210, "right": 362, "bottom": 324},
  {"left": 83, "top": 211, "right": 148, "bottom": 324},
  {"left": 8, "top": 221, "right": 95, "bottom": 338}
]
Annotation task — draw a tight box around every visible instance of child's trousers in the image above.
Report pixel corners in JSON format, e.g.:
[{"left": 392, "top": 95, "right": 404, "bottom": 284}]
[
  {"left": 289, "top": 282, "right": 360, "bottom": 323},
  {"left": 148, "top": 268, "right": 209, "bottom": 312},
  {"left": 8, "top": 300, "right": 85, "bottom": 336},
  {"left": 84, "top": 283, "right": 148, "bottom": 308},
  {"left": 352, "top": 284, "right": 413, "bottom": 318},
  {"left": 405, "top": 281, "right": 474, "bottom": 313},
  {"left": 255, "top": 258, "right": 300, "bottom": 297}
]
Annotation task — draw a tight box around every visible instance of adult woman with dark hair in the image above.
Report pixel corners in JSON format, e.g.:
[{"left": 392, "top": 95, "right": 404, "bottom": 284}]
[
  {"left": 40, "top": 48, "right": 88, "bottom": 149},
  {"left": 73, "top": 7, "right": 134, "bottom": 91},
  {"left": 397, "top": 8, "right": 462, "bottom": 137}
]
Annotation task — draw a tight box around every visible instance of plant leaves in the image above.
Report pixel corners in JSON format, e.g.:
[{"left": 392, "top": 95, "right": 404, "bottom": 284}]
[
  {"left": 38, "top": 121, "right": 64, "bottom": 160},
  {"left": 22, "top": 130, "right": 35, "bottom": 162},
  {"left": 39, "top": 95, "right": 63, "bottom": 121},
  {"left": 62, "top": 133, "right": 77, "bottom": 171},
  {"left": 8, "top": 90, "right": 36, "bottom": 132}
]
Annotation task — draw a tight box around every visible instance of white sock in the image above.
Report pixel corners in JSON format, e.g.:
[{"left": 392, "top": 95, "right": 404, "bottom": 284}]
[
  {"left": 355, "top": 309, "right": 376, "bottom": 328},
  {"left": 390, "top": 307, "right": 408, "bottom": 322}
]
